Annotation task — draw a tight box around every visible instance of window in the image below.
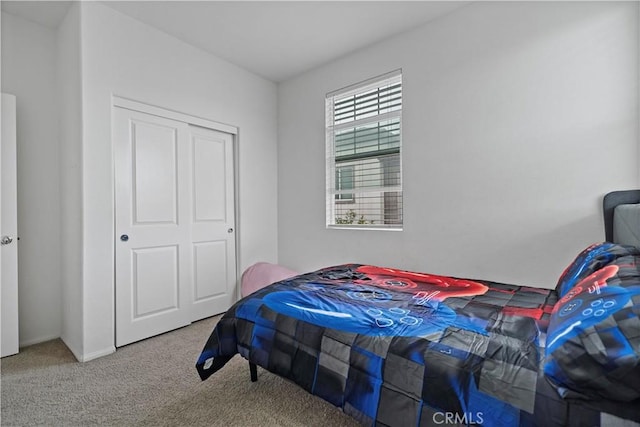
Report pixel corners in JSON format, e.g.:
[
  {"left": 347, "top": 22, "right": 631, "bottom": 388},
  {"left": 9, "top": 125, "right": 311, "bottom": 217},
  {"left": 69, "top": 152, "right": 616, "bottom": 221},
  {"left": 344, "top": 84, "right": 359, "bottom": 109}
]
[
  {"left": 335, "top": 165, "right": 354, "bottom": 202},
  {"left": 326, "top": 70, "right": 402, "bottom": 229}
]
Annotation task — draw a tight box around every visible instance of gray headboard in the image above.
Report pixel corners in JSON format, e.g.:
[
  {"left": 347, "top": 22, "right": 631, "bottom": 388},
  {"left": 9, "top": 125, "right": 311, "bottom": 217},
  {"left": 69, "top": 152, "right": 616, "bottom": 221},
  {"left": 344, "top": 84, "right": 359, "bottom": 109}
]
[{"left": 603, "top": 190, "right": 640, "bottom": 246}]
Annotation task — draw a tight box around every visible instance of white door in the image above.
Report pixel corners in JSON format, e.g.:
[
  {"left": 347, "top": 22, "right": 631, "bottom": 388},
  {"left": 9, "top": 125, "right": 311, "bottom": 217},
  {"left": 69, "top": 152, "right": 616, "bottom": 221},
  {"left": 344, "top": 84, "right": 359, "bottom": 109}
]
[
  {"left": 114, "top": 107, "right": 236, "bottom": 347},
  {"left": 188, "top": 124, "right": 236, "bottom": 322},
  {"left": 1, "top": 93, "right": 19, "bottom": 357}
]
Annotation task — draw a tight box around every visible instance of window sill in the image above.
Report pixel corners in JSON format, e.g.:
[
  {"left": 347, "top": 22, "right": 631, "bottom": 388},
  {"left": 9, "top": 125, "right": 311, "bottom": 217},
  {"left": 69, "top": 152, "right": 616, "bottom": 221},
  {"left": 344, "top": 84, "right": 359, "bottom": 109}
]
[{"left": 327, "top": 225, "right": 403, "bottom": 232}]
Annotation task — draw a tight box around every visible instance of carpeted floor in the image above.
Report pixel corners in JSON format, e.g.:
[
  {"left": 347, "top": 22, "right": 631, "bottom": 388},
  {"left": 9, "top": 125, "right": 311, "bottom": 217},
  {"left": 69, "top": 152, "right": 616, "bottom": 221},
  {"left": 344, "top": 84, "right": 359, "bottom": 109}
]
[{"left": 0, "top": 316, "right": 358, "bottom": 426}]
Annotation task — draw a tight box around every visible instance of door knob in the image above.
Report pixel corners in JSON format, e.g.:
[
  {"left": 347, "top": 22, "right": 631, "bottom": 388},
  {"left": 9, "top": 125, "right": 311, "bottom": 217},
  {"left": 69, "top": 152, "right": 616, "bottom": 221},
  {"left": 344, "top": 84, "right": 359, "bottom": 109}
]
[
  {"left": 1, "top": 235, "right": 13, "bottom": 245},
  {"left": 120, "top": 234, "right": 129, "bottom": 242},
  {"left": 227, "top": 228, "right": 234, "bottom": 233}
]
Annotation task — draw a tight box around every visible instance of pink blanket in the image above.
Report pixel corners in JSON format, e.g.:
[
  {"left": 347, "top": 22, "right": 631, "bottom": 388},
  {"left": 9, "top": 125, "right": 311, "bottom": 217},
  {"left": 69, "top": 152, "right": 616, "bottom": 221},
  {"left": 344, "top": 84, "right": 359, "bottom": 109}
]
[{"left": 241, "top": 262, "right": 298, "bottom": 297}]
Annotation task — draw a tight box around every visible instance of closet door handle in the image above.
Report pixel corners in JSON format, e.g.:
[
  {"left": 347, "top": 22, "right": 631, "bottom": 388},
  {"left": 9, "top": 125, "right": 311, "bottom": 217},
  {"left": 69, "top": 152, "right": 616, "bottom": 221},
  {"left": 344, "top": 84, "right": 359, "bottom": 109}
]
[
  {"left": 1, "top": 235, "right": 13, "bottom": 245},
  {"left": 120, "top": 234, "right": 129, "bottom": 242}
]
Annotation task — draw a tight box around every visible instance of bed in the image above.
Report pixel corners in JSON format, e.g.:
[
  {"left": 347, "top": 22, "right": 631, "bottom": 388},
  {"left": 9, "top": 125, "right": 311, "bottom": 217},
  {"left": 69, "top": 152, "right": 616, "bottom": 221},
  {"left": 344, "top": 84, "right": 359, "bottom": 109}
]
[{"left": 196, "top": 192, "right": 640, "bottom": 426}]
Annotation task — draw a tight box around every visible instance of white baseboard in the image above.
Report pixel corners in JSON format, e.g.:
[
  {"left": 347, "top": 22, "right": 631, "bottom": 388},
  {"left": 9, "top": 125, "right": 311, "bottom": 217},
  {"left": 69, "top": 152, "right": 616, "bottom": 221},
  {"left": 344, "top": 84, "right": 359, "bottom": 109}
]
[
  {"left": 59, "top": 336, "right": 116, "bottom": 363},
  {"left": 77, "top": 346, "right": 116, "bottom": 362},
  {"left": 17, "top": 335, "right": 114, "bottom": 363},
  {"left": 19, "top": 334, "right": 59, "bottom": 348}
]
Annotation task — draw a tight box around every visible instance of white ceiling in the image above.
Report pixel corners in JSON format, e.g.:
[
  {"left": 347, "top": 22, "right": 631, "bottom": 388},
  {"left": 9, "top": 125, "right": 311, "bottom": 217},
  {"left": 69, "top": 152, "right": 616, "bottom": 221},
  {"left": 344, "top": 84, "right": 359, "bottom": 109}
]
[{"left": 1, "top": 1, "right": 470, "bottom": 82}]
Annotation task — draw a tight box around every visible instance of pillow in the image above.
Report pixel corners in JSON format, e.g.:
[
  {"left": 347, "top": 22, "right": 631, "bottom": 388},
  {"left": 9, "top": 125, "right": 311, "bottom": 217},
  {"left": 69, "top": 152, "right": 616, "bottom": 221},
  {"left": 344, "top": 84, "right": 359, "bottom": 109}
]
[
  {"left": 554, "top": 242, "right": 640, "bottom": 298},
  {"left": 544, "top": 247, "right": 640, "bottom": 401},
  {"left": 240, "top": 262, "right": 298, "bottom": 297}
]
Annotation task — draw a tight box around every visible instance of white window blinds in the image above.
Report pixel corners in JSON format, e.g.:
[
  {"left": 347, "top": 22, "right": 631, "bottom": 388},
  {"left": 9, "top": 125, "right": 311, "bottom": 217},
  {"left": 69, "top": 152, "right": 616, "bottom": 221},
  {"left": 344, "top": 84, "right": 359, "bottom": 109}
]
[{"left": 326, "top": 70, "right": 402, "bottom": 229}]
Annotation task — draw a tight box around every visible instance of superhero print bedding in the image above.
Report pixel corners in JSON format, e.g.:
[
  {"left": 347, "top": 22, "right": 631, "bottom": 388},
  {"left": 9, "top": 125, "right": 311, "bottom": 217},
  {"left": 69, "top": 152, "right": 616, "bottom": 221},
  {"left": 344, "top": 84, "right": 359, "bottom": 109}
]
[{"left": 196, "top": 243, "right": 640, "bottom": 426}]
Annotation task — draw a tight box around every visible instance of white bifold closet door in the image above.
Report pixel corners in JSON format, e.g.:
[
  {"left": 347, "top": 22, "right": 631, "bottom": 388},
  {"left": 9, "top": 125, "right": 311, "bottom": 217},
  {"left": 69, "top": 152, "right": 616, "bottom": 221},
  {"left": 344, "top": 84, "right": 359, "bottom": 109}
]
[{"left": 114, "top": 106, "right": 236, "bottom": 347}]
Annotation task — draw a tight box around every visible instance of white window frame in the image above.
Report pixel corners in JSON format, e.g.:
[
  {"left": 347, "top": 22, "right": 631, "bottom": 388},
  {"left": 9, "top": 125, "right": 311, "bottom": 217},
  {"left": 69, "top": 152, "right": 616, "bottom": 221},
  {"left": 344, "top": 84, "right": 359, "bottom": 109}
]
[
  {"left": 325, "top": 70, "right": 403, "bottom": 230},
  {"left": 335, "top": 165, "right": 355, "bottom": 203}
]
